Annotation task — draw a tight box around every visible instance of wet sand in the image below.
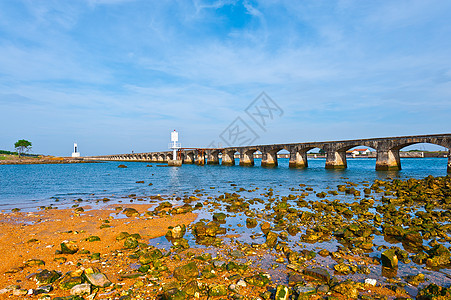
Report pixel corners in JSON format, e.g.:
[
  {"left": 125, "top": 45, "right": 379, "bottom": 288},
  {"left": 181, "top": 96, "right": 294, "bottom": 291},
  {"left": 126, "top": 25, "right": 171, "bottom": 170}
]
[{"left": 0, "top": 204, "right": 197, "bottom": 298}]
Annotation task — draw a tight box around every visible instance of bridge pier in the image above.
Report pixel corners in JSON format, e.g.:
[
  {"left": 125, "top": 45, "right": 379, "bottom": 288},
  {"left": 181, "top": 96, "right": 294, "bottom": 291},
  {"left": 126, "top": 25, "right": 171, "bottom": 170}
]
[
  {"left": 376, "top": 148, "right": 401, "bottom": 171},
  {"left": 447, "top": 150, "right": 451, "bottom": 173},
  {"left": 261, "top": 150, "right": 278, "bottom": 167},
  {"left": 183, "top": 152, "right": 194, "bottom": 164},
  {"left": 289, "top": 150, "right": 308, "bottom": 168},
  {"left": 239, "top": 150, "right": 254, "bottom": 166},
  {"left": 195, "top": 151, "right": 205, "bottom": 165},
  {"left": 207, "top": 151, "right": 220, "bottom": 165},
  {"left": 325, "top": 149, "right": 347, "bottom": 169},
  {"left": 222, "top": 151, "right": 235, "bottom": 166}
]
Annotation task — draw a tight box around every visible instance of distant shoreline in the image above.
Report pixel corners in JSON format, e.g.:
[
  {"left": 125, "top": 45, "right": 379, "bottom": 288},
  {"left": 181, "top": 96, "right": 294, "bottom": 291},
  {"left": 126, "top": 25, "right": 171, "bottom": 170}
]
[{"left": 0, "top": 156, "right": 98, "bottom": 165}]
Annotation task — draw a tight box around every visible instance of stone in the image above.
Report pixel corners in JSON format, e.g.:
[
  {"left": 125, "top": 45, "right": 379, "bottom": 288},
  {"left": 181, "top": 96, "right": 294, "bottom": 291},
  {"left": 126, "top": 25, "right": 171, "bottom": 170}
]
[
  {"left": 294, "top": 286, "right": 316, "bottom": 298},
  {"left": 173, "top": 262, "right": 198, "bottom": 281},
  {"left": 85, "top": 270, "right": 111, "bottom": 287},
  {"left": 59, "top": 270, "right": 84, "bottom": 290},
  {"left": 167, "top": 225, "right": 186, "bottom": 239},
  {"left": 116, "top": 232, "right": 130, "bottom": 240},
  {"left": 123, "top": 208, "right": 140, "bottom": 217},
  {"left": 416, "top": 283, "right": 451, "bottom": 300},
  {"left": 85, "top": 235, "right": 100, "bottom": 242},
  {"left": 124, "top": 236, "right": 138, "bottom": 249},
  {"left": 334, "top": 263, "right": 351, "bottom": 275},
  {"left": 61, "top": 241, "right": 79, "bottom": 254},
  {"left": 332, "top": 281, "right": 359, "bottom": 299},
  {"left": 244, "top": 273, "right": 270, "bottom": 287},
  {"left": 139, "top": 249, "right": 163, "bottom": 264},
  {"left": 35, "top": 285, "right": 53, "bottom": 294},
  {"left": 212, "top": 213, "right": 226, "bottom": 223},
  {"left": 70, "top": 283, "right": 91, "bottom": 296},
  {"left": 36, "top": 269, "right": 61, "bottom": 285},
  {"left": 303, "top": 268, "right": 331, "bottom": 283},
  {"left": 208, "top": 284, "right": 227, "bottom": 296},
  {"left": 275, "top": 285, "right": 289, "bottom": 300},
  {"left": 364, "top": 278, "right": 377, "bottom": 286},
  {"left": 182, "top": 280, "right": 200, "bottom": 296},
  {"left": 265, "top": 231, "right": 278, "bottom": 248},
  {"left": 161, "top": 288, "right": 186, "bottom": 300},
  {"left": 381, "top": 249, "right": 398, "bottom": 268},
  {"left": 25, "top": 258, "right": 45, "bottom": 266}
]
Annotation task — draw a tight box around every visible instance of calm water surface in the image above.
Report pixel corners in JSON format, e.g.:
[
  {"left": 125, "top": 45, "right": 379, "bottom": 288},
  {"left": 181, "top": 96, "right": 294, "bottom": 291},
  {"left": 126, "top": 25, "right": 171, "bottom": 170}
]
[{"left": 0, "top": 158, "right": 448, "bottom": 210}]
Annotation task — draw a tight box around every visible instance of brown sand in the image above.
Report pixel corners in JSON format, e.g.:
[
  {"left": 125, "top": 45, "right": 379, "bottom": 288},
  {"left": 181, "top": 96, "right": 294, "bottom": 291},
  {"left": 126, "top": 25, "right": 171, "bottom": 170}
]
[{"left": 0, "top": 204, "right": 197, "bottom": 296}]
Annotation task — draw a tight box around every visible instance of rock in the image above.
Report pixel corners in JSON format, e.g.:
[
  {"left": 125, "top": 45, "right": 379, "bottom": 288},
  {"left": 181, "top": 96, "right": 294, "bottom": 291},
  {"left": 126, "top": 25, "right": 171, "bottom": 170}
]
[
  {"left": 212, "top": 213, "right": 226, "bottom": 223},
  {"left": 275, "top": 285, "right": 289, "bottom": 300},
  {"left": 208, "top": 284, "right": 227, "bottom": 296},
  {"left": 123, "top": 208, "right": 140, "bottom": 217},
  {"left": 12, "top": 289, "right": 28, "bottom": 296},
  {"left": 70, "top": 283, "right": 91, "bottom": 296},
  {"left": 0, "top": 285, "right": 20, "bottom": 294},
  {"left": 244, "top": 273, "right": 270, "bottom": 287},
  {"left": 364, "top": 278, "right": 377, "bottom": 286},
  {"left": 85, "top": 270, "right": 111, "bottom": 287},
  {"left": 173, "top": 262, "right": 198, "bottom": 281},
  {"left": 332, "top": 281, "right": 359, "bottom": 299},
  {"left": 316, "top": 285, "right": 329, "bottom": 293},
  {"left": 61, "top": 241, "right": 79, "bottom": 254},
  {"left": 246, "top": 218, "right": 258, "bottom": 228},
  {"left": 116, "top": 232, "right": 130, "bottom": 240},
  {"left": 124, "top": 236, "right": 138, "bottom": 249},
  {"left": 404, "top": 273, "right": 425, "bottom": 286},
  {"left": 36, "top": 269, "right": 61, "bottom": 285},
  {"left": 35, "top": 285, "right": 53, "bottom": 294},
  {"left": 334, "top": 263, "right": 351, "bottom": 275},
  {"left": 416, "top": 283, "right": 451, "bottom": 300},
  {"left": 403, "top": 231, "right": 423, "bottom": 247},
  {"left": 118, "top": 164, "right": 127, "bottom": 168},
  {"left": 426, "top": 244, "right": 450, "bottom": 267},
  {"left": 167, "top": 225, "right": 186, "bottom": 239},
  {"left": 161, "top": 288, "right": 186, "bottom": 300},
  {"left": 236, "top": 279, "right": 247, "bottom": 288},
  {"left": 381, "top": 249, "right": 398, "bottom": 268},
  {"left": 139, "top": 249, "right": 163, "bottom": 264},
  {"left": 182, "top": 280, "right": 200, "bottom": 296},
  {"left": 303, "top": 268, "right": 331, "bottom": 283},
  {"left": 260, "top": 222, "right": 271, "bottom": 234},
  {"left": 265, "top": 231, "right": 278, "bottom": 248},
  {"left": 294, "top": 286, "right": 316, "bottom": 298},
  {"left": 59, "top": 270, "right": 84, "bottom": 290},
  {"left": 25, "top": 258, "right": 45, "bottom": 266},
  {"left": 85, "top": 235, "right": 100, "bottom": 242}
]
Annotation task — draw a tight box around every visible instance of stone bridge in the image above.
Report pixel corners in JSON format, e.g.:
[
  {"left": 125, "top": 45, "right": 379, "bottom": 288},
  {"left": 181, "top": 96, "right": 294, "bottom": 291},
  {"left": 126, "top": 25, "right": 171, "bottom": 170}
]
[{"left": 85, "top": 133, "right": 451, "bottom": 172}]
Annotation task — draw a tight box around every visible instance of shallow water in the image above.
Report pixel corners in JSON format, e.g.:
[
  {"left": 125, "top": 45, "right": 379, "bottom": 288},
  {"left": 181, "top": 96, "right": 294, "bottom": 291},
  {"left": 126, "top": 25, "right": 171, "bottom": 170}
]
[
  {"left": 1, "top": 157, "right": 450, "bottom": 296},
  {"left": 0, "top": 158, "right": 448, "bottom": 210}
]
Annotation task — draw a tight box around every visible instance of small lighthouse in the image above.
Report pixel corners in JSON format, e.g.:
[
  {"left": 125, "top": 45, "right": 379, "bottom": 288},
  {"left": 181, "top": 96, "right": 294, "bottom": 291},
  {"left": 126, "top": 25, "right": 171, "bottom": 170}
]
[
  {"left": 168, "top": 130, "right": 182, "bottom": 166},
  {"left": 72, "top": 143, "right": 80, "bottom": 157}
]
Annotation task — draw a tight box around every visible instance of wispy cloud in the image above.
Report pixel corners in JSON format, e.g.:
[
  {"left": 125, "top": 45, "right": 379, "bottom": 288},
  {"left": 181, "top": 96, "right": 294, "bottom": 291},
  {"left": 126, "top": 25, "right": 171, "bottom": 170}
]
[{"left": 0, "top": 0, "right": 450, "bottom": 155}]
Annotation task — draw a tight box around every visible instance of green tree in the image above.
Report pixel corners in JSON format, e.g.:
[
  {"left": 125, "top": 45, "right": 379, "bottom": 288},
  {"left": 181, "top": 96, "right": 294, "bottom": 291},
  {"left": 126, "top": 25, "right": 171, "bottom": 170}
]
[{"left": 14, "top": 139, "right": 32, "bottom": 157}]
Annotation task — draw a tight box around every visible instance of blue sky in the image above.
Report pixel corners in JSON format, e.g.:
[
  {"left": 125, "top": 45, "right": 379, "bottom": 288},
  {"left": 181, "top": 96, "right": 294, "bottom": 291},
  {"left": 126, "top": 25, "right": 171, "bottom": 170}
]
[{"left": 0, "top": 0, "right": 450, "bottom": 156}]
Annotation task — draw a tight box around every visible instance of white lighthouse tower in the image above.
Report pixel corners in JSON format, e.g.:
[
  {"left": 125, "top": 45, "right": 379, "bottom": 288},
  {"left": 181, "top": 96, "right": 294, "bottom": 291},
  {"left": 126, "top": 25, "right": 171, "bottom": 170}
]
[
  {"left": 72, "top": 143, "right": 80, "bottom": 157},
  {"left": 168, "top": 130, "right": 182, "bottom": 166}
]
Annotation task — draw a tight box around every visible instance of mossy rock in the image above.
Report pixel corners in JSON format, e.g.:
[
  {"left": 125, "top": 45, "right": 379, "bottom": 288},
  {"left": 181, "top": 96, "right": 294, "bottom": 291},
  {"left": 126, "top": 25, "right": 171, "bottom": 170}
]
[
  {"left": 208, "top": 284, "right": 227, "bottom": 296},
  {"left": 36, "top": 269, "right": 61, "bottom": 285},
  {"left": 85, "top": 236, "right": 101, "bottom": 242},
  {"left": 173, "top": 262, "right": 198, "bottom": 281},
  {"left": 61, "top": 241, "right": 79, "bottom": 254},
  {"left": 124, "top": 236, "right": 138, "bottom": 249}
]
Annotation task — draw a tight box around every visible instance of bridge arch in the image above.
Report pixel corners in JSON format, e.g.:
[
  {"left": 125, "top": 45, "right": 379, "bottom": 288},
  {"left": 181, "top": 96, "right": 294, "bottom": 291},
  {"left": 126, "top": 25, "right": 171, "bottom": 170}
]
[
  {"left": 376, "top": 138, "right": 450, "bottom": 171},
  {"left": 239, "top": 147, "right": 258, "bottom": 166}
]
